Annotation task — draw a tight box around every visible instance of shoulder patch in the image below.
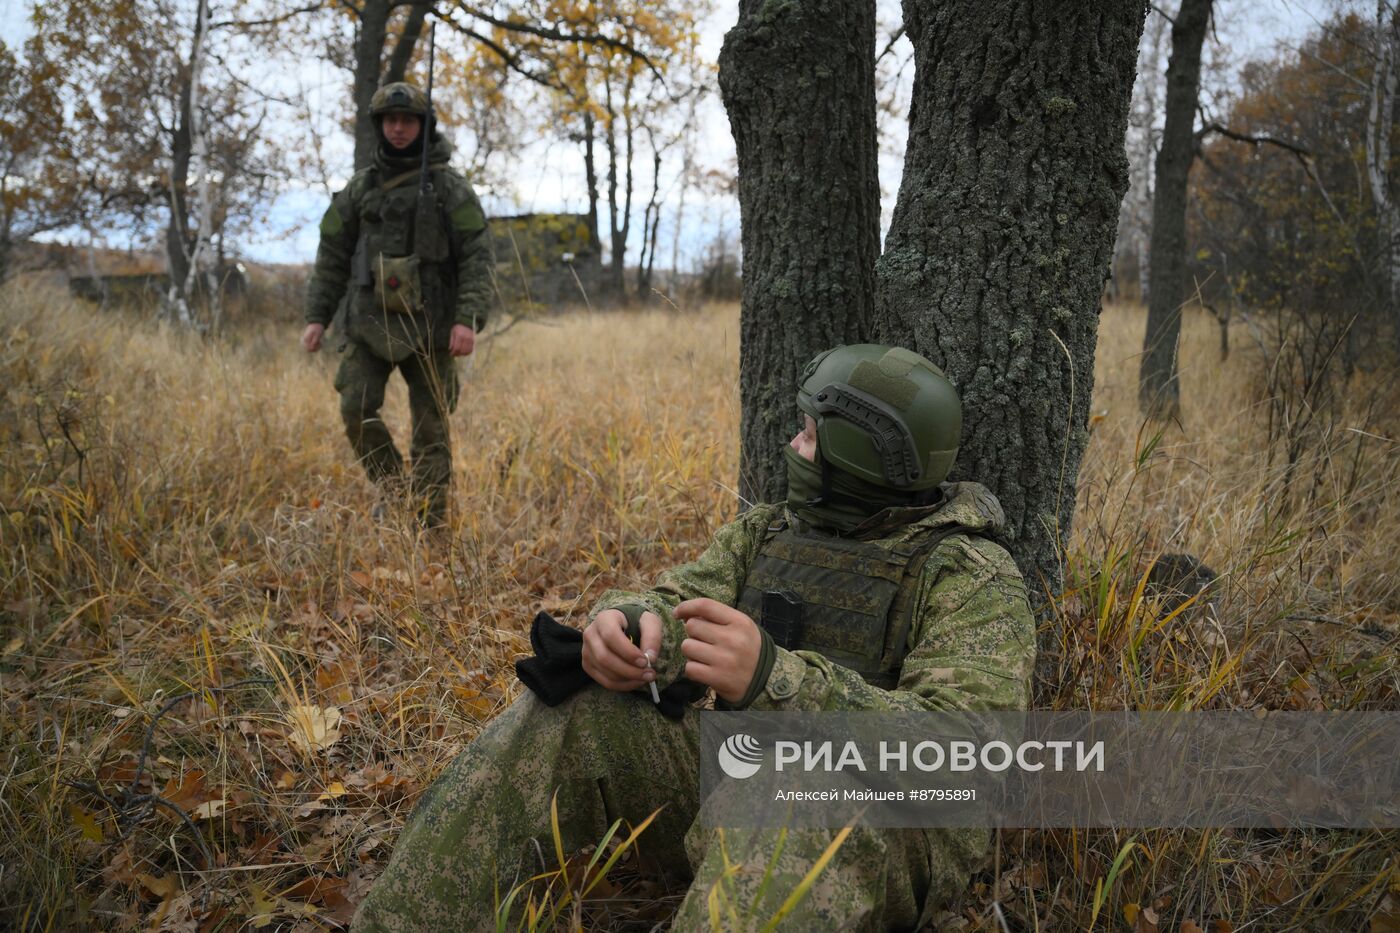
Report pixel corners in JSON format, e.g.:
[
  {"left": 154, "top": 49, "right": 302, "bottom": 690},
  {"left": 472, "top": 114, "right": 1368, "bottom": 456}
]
[
  {"left": 320, "top": 203, "right": 344, "bottom": 237},
  {"left": 450, "top": 198, "right": 486, "bottom": 236}
]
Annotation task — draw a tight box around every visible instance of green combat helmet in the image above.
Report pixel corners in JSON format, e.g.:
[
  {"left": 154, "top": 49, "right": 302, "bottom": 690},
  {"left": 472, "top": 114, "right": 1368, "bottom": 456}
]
[
  {"left": 370, "top": 81, "right": 430, "bottom": 118},
  {"left": 796, "top": 344, "right": 961, "bottom": 492}
]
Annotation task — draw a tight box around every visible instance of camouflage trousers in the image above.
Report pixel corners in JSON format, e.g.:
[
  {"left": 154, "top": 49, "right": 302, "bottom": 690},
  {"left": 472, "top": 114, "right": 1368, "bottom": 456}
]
[
  {"left": 334, "top": 339, "right": 459, "bottom": 526},
  {"left": 351, "top": 688, "right": 988, "bottom": 931}
]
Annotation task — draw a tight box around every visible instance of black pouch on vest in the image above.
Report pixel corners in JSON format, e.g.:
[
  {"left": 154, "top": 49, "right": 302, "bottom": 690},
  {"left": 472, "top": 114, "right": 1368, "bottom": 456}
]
[{"left": 760, "top": 589, "right": 804, "bottom": 649}]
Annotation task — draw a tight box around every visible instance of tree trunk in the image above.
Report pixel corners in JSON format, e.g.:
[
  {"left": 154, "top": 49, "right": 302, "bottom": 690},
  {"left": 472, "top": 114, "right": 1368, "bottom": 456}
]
[
  {"left": 0, "top": 189, "right": 12, "bottom": 285},
  {"left": 384, "top": 2, "right": 428, "bottom": 84},
  {"left": 872, "top": 0, "right": 1145, "bottom": 606},
  {"left": 1367, "top": 0, "right": 1400, "bottom": 351},
  {"left": 1134, "top": 10, "right": 1169, "bottom": 305},
  {"left": 164, "top": 16, "right": 196, "bottom": 325},
  {"left": 582, "top": 111, "right": 602, "bottom": 255},
  {"left": 719, "top": 0, "right": 881, "bottom": 506},
  {"left": 603, "top": 73, "right": 621, "bottom": 296},
  {"left": 352, "top": 0, "right": 390, "bottom": 171},
  {"left": 602, "top": 70, "right": 634, "bottom": 298},
  {"left": 637, "top": 135, "right": 663, "bottom": 299},
  {"left": 1139, "top": 0, "right": 1213, "bottom": 422}
]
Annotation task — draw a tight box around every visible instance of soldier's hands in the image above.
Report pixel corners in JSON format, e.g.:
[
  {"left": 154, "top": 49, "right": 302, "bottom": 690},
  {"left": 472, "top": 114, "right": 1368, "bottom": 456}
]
[
  {"left": 301, "top": 323, "right": 325, "bottom": 353},
  {"left": 449, "top": 324, "right": 476, "bottom": 357},
  {"left": 676, "top": 599, "right": 762, "bottom": 704},
  {"left": 582, "top": 608, "right": 662, "bottom": 692}
]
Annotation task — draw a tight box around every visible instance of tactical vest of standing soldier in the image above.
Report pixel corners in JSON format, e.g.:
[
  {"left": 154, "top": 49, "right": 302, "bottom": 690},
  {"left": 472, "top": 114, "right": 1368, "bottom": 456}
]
[{"left": 301, "top": 79, "right": 492, "bottom": 528}]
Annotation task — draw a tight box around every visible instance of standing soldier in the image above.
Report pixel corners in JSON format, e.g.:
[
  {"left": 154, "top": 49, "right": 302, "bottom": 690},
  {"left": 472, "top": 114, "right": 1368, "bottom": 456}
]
[{"left": 301, "top": 81, "right": 492, "bottom": 528}]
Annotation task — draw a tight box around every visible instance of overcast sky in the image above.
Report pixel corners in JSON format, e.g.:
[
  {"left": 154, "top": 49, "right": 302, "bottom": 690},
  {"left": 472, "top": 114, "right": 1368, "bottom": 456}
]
[{"left": 1, "top": 0, "right": 1340, "bottom": 268}]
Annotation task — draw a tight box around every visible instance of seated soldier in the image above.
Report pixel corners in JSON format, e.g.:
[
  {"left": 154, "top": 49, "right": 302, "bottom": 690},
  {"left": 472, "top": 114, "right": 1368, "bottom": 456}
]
[{"left": 352, "top": 344, "right": 1036, "bottom": 931}]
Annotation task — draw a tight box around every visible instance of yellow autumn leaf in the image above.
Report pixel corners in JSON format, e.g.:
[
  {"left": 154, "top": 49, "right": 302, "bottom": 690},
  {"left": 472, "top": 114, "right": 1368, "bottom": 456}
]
[
  {"left": 318, "top": 781, "right": 347, "bottom": 802},
  {"left": 286, "top": 705, "right": 342, "bottom": 754},
  {"left": 248, "top": 882, "right": 277, "bottom": 928},
  {"left": 70, "top": 804, "right": 104, "bottom": 842},
  {"left": 137, "top": 872, "right": 177, "bottom": 899}
]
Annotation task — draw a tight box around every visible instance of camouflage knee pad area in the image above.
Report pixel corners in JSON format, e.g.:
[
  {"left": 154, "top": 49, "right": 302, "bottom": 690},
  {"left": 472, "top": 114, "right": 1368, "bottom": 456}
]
[{"left": 352, "top": 689, "right": 969, "bottom": 932}]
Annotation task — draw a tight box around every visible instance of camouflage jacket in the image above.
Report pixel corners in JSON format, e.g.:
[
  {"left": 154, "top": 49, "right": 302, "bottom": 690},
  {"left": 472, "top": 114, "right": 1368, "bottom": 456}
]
[
  {"left": 304, "top": 135, "right": 492, "bottom": 348},
  {"left": 591, "top": 482, "right": 1036, "bottom": 714}
]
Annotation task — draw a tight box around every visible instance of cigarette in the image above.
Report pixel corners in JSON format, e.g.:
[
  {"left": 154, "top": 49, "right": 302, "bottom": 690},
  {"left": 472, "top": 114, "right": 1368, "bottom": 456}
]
[{"left": 645, "top": 651, "right": 661, "bottom": 704}]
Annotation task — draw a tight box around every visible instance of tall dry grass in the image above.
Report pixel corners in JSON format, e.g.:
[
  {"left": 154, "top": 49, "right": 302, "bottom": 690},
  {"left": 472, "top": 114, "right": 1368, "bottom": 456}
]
[{"left": 0, "top": 283, "right": 1396, "bottom": 930}]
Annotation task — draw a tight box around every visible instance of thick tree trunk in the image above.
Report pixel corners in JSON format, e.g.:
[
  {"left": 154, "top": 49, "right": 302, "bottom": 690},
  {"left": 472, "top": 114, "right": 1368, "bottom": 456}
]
[
  {"left": 1139, "top": 0, "right": 1212, "bottom": 422},
  {"left": 720, "top": 0, "right": 881, "bottom": 506},
  {"left": 873, "top": 0, "right": 1145, "bottom": 605}
]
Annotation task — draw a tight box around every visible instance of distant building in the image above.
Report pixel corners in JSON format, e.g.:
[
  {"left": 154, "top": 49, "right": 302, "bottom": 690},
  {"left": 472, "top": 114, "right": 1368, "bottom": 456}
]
[
  {"left": 68, "top": 263, "right": 249, "bottom": 311},
  {"left": 487, "top": 213, "right": 602, "bottom": 308}
]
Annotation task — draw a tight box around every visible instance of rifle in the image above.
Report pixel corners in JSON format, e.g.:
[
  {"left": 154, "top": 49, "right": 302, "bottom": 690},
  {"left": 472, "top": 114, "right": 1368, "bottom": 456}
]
[{"left": 414, "top": 22, "right": 449, "bottom": 263}]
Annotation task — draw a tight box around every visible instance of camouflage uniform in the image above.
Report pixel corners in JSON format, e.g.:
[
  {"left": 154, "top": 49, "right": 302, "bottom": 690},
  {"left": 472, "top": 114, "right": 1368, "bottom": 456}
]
[
  {"left": 306, "top": 131, "right": 491, "bottom": 525},
  {"left": 352, "top": 482, "right": 1035, "bottom": 931}
]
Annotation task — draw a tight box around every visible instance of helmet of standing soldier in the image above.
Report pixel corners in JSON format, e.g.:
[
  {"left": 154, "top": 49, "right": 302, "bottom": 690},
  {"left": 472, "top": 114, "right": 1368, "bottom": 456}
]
[
  {"left": 796, "top": 344, "right": 961, "bottom": 492},
  {"left": 370, "top": 81, "right": 430, "bottom": 119}
]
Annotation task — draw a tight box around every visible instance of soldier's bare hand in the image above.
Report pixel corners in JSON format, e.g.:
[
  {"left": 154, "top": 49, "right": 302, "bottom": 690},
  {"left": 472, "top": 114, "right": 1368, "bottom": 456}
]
[
  {"left": 449, "top": 324, "right": 476, "bottom": 357},
  {"left": 301, "top": 323, "right": 325, "bottom": 353},
  {"left": 676, "top": 598, "right": 762, "bottom": 704},
  {"left": 582, "top": 608, "right": 661, "bottom": 692}
]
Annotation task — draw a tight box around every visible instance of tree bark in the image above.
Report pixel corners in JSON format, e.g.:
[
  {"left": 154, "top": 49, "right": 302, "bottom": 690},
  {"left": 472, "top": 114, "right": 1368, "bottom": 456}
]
[
  {"left": 1366, "top": 0, "right": 1400, "bottom": 351},
  {"left": 637, "top": 133, "right": 663, "bottom": 299},
  {"left": 384, "top": 1, "right": 429, "bottom": 84},
  {"left": 582, "top": 111, "right": 602, "bottom": 255},
  {"left": 872, "top": 0, "right": 1145, "bottom": 605},
  {"left": 165, "top": 14, "right": 196, "bottom": 324},
  {"left": 720, "top": 0, "right": 881, "bottom": 506},
  {"left": 602, "top": 69, "right": 635, "bottom": 298},
  {"left": 352, "top": 0, "right": 390, "bottom": 171},
  {"left": 1139, "top": 0, "right": 1212, "bottom": 422}
]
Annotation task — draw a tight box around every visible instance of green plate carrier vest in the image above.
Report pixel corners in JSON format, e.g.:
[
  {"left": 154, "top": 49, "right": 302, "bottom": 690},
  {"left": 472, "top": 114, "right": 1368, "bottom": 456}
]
[
  {"left": 736, "top": 518, "right": 974, "bottom": 690},
  {"left": 348, "top": 168, "right": 457, "bottom": 362}
]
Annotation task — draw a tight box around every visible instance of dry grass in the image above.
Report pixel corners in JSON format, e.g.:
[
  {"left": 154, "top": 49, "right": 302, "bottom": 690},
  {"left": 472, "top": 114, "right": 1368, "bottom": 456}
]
[{"left": 0, "top": 283, "right": 1396, "bottom": 931}]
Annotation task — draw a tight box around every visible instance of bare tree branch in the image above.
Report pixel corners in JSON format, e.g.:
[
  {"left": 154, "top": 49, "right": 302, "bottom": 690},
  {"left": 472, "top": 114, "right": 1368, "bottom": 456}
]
[
  {"left": 876, "top": 25, "right": 906, "bottom": 65},
  {"left": 1196, "top": 120, "right": 1312, "bottom": 159},
  {"left": 453, "top": 5, "right": 664, "bottom": 83},
  {"left": 437, "top": 14, "right": 564, "bottom": 90},
  {"left": 210, "top": 4, "right": 322, "bottom": 31}
]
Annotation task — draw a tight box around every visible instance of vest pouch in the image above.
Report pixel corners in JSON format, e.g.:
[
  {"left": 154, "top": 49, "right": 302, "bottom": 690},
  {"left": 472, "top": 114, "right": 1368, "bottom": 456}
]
[{"left": 374, "top": 253, "right": 421, "bottom": 314}]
